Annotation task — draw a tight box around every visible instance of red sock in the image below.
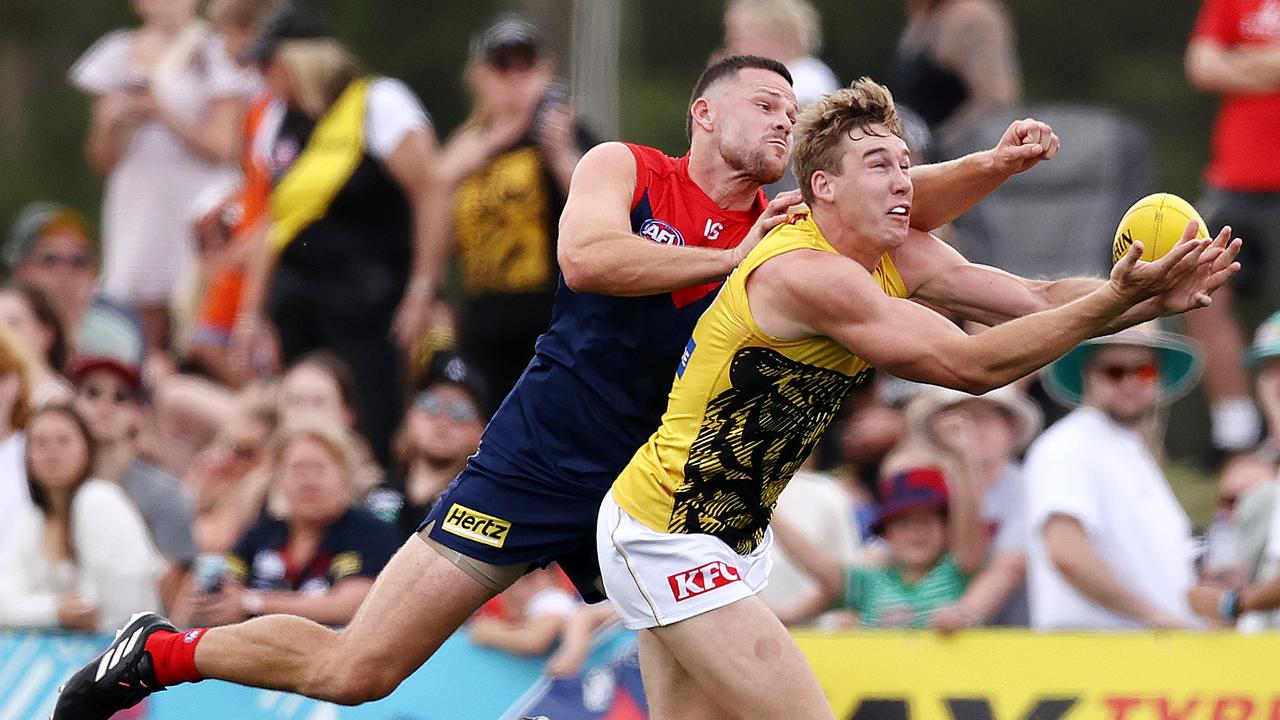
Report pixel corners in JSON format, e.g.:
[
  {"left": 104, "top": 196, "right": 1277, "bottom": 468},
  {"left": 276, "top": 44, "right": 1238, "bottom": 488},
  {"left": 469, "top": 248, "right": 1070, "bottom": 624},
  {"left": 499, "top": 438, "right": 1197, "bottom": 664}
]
[{"left": 143, "top": 628, "right": 207, "bottom": 687}]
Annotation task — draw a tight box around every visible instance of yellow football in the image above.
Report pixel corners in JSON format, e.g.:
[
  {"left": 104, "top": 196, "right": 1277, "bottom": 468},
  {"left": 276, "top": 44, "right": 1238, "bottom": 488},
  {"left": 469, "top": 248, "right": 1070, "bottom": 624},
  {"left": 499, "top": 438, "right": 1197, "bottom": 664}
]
[{"left": 1112, "top": 193, "right": 1210, "bottom": 264}]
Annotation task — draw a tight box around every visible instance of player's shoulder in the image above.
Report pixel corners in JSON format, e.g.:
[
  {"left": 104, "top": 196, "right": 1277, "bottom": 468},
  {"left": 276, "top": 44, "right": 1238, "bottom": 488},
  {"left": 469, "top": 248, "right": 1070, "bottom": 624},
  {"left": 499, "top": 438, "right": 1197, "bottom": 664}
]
[
  {"left": 748, "top": 245, "right": 864, "bottom": 316},
  {"left": 573, "top": 142, "right": 638, "bottom": 184}
]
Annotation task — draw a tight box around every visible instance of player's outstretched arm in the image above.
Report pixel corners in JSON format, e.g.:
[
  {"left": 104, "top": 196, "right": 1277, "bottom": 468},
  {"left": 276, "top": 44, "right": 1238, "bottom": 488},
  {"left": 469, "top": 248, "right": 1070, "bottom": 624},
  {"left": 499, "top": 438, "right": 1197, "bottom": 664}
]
[
  {"left": 907, "top": 118, "right": 1060, "bottom": 232},
  {"left": 900, "top": 222, "right": 1240, "bottom": 330},
  {"left": 557, "top": 143, "right": 795, "bottom": 296},
  {"left": 751, "top": 236, "right": 1208, "bottom": 394}
]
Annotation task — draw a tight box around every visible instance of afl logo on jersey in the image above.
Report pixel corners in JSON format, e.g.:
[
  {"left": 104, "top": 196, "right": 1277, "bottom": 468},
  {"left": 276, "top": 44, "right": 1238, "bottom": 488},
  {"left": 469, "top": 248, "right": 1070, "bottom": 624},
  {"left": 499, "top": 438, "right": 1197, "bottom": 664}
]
[{"left": 640, "top": 218, "right": 685, "bottom": 246}]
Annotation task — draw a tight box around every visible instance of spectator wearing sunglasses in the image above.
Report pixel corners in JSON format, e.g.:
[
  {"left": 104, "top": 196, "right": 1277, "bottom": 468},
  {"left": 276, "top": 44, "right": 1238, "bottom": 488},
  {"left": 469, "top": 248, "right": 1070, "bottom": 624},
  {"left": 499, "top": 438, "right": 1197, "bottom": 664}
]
[
  {"left": 69, "top": 306, "right": 197, "bottom": 611},
  {"left": 366, "top": 351, "right": 489, "bottom": 538},
  {"left": 434, "top": 14, "right": 598, "bottom": 401},
  {"left": 5, "top": 202, "right": 101, "bottom": 339},
  {"left": 1025, "top": 322, "right": 1203, "bottom": 630}
]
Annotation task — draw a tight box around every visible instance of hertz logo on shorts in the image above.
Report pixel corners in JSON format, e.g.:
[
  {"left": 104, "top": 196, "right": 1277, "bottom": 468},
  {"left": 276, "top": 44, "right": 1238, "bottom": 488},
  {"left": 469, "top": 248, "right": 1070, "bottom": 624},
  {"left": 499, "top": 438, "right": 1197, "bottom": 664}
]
[{"left": 440, "top": 503, "right": 511, "bottom": 548}]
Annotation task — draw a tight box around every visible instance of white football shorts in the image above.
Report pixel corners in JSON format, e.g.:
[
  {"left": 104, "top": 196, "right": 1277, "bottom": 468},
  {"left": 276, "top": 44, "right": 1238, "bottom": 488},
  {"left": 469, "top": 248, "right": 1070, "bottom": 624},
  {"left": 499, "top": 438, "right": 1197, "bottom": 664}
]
[{"left": 596, "top": 489, "right": 773, "bottom": 630}]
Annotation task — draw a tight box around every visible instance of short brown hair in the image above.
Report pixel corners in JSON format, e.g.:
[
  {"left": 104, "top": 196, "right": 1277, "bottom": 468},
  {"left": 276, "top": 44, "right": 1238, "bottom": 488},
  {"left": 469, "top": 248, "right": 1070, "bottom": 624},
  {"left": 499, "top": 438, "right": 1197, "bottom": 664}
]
[
  {"left": 686, "top": 54, "right": 792, "bottom": 142},
  {"left": 792, "top": 77, "right": 902, "bottom": 205}
]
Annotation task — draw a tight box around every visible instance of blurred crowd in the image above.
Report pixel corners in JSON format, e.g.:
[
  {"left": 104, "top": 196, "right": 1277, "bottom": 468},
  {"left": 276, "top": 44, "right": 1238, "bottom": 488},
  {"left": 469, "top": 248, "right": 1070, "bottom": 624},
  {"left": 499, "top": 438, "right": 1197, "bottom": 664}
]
[{"left": 2, "top": 0, "right": 1280, "bottom": 680}]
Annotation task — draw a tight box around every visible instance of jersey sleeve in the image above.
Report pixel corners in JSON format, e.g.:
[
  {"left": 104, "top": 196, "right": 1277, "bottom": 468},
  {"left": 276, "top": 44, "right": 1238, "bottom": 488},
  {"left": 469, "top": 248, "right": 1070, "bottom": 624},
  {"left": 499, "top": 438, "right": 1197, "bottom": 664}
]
[
  {"left": 1191, "top": 0, "right": 1239, "bottom": 45},
  {"left": 69, "top": 30, "right": 133, "bottom": 94},
  {"left": 366, "top": 77, "right": 431, "bottom": 161},
  {"left": 1025, "top": 434, "right": 1104, "bottom": 538}
]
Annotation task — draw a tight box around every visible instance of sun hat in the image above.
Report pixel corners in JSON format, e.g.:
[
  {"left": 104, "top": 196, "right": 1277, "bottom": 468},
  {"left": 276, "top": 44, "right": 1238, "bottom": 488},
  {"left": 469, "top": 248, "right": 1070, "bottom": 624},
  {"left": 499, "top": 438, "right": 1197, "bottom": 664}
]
[
  {"left": 905, "top": 384, "right": 1043, "bottom": 452},
  {"left": 6, "top": 201, "right": 96, "bottom": 268},
  {"left": 1245, "top": 311, "right": 1280, "bottom": 369},
  {"left": 1041, "top": 321, "right": 1202, "bottom": 407}
]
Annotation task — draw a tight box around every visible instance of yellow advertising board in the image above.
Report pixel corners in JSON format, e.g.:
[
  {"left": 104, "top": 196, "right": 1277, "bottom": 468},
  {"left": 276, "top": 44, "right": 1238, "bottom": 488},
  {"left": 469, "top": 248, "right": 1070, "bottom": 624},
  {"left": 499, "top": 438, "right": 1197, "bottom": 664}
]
[{"left": 793, "top": 629, "right": 1280, "bottom": 720}]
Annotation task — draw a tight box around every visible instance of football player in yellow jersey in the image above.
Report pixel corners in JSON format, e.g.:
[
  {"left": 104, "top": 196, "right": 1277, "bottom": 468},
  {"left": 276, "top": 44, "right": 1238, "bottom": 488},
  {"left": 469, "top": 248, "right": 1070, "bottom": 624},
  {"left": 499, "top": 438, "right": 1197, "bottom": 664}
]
[{"left": 596, "top": 78, "right": 1243, "bottom": 720}]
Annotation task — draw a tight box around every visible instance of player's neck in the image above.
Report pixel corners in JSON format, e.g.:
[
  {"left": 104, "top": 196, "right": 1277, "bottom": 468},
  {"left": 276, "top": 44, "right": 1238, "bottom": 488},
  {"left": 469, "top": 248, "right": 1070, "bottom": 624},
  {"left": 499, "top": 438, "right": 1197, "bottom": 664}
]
[
  {"left": 686, "top": 148, "right": 761, "bottom": 211},
  {"left": 810, "top": 205, "right": 885, "bottom": 272}
]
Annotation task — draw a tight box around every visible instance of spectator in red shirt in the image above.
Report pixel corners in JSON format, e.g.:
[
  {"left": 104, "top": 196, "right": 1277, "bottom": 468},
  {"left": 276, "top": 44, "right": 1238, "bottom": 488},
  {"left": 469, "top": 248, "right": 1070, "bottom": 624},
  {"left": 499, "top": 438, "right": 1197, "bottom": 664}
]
[{"left": 1184, "top": 0, "right": 1280, "bottom": 456}]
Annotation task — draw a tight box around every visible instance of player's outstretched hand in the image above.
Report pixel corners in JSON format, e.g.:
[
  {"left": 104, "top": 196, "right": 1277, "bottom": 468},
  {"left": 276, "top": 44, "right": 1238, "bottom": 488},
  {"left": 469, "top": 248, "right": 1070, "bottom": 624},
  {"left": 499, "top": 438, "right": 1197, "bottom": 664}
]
[
  {"left": 733, "top": 189, "right": 806, "bottom": 265},
  {"left": 1156, "top": 223, "right": 1242, "bottom": 315},
  {"left": 991, "top": 118, "right": 1061, "bottom": 175},
  {"left": 1108, "top": 225, "right": 1210, "bottom": 306}
]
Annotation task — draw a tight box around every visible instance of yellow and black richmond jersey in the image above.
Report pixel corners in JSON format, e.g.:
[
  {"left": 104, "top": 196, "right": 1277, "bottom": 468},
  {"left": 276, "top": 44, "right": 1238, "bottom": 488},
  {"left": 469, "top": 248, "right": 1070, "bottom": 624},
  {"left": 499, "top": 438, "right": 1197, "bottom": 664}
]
[{"left": 611, "top": 213, "right": 909, "bottom": 555}]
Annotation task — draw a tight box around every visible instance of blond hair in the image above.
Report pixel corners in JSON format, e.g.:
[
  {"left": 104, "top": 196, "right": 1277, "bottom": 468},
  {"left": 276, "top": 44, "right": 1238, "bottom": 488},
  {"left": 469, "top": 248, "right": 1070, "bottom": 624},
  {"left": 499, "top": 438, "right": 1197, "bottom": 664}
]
[
  {"left": 726, "top": 0, "right": 823, "bottom": 56},
  {"left": 274, "top": 38, "right": 360, "bottom": 119},
  {"left": 0, "top": 324, "right": 32, "bottom": 431},
  {"left": 270, "top": 418, "right": 360, "bottom": 495},
  {"left": 792, "top": 77, "right": 902, "bottom": 205}
]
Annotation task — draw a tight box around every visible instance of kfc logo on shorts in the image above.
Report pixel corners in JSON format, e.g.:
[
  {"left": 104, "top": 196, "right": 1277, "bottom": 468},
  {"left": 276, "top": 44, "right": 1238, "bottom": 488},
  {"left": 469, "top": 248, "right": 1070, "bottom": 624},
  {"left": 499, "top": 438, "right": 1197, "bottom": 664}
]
[
  {"left": 640, "top": 218, "right": 685, "bottom": 246},
  {"left": 668, "top": 561, "right": 741, "bottom": 601}
]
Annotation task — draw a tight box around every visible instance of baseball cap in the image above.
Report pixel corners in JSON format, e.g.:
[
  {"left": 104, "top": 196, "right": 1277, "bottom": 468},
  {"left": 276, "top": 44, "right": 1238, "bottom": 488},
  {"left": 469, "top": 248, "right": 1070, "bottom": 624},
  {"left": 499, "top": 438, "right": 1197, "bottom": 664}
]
[
  {"left": 419, "top": 351, "right": 492, "bottom": 420},
  {"left": 872, "top": 466, "right": 949, "bottom": 536},
  {"left": 245, "top": 1, "right": 330, "bottom": 64},
  {"left": 1246, "top": 311, "right": 1280, "bottom": 368},
  {"left": 6, "top": 201, "right": 96, "bottom": 269},
  {"left": 67, "top": 299, "right": 145, "bottom": 395},
  {"left": 469, "top": 14, "right": 541, "bottom": 64}
]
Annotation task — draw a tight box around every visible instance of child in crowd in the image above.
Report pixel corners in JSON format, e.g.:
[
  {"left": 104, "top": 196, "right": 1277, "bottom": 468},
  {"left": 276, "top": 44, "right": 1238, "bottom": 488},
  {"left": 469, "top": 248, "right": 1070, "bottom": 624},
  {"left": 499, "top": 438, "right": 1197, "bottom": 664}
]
[{"left": 772, "top": 419, "right": 986, "bottom": 628}]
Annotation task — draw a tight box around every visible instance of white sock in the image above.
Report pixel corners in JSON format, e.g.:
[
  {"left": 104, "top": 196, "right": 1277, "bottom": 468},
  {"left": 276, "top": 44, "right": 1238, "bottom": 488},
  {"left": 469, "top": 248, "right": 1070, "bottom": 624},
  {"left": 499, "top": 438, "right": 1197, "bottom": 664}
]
[{"left": 1212, "top": 396, "right": 1261, "bottom": 450}]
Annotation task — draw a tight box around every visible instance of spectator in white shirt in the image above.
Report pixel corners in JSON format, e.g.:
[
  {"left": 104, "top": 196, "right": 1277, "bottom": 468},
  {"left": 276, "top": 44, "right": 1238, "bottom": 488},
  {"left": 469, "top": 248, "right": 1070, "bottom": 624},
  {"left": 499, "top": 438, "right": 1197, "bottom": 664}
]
[
  {"left": 1026, "top": 322, "right": 1203, "bottom": 630},
  {"left": 0, "top": 404, "right": 163, "bottom": 632}
]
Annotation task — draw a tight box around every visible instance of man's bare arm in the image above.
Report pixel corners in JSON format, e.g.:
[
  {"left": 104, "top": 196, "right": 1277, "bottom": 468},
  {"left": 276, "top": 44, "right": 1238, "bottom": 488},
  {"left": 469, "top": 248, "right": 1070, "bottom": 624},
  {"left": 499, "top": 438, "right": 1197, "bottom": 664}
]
[
  {"left": 900, "top": 224, "right": 1240, "bottom": 330},
  {"left": 557, "top": 142, "right": 797, "bottom": 296},
  {"left": 1042, "top": 515, "right": 1183, "bottom": 627},
  {"left": 906, "top": 118, "right": 1059, "bottom": 232},
  {"left": 1187, "top": 39, "right": 1280, "bottom": 95},
  {"left": 751, "top": 234, "right": 1209, "bottom": 394}
]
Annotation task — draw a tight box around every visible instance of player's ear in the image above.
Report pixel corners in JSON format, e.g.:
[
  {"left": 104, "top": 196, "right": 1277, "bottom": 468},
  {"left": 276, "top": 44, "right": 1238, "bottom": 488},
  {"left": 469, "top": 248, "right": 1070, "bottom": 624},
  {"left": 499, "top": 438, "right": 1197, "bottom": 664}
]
[
  {"left": 810, "top": 170, "right": 835, "bottom": 203},
  {"left": 690, "top": 97, "right": 715, "bottom": 134}
]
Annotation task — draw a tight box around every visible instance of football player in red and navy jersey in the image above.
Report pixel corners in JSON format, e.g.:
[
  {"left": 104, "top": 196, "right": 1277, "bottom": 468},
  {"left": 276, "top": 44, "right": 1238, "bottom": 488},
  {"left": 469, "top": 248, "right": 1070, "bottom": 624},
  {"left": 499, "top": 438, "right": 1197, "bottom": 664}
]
[{"left": 57, "top": 54, "right": 1066, "bottom": 717}]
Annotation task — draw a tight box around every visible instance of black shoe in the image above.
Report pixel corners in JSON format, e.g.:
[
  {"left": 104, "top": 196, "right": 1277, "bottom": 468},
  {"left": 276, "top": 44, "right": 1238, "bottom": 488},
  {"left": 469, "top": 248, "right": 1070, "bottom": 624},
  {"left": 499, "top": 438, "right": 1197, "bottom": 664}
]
[{"left": 52, "top": 612, "right": 176, "bottom": 720}]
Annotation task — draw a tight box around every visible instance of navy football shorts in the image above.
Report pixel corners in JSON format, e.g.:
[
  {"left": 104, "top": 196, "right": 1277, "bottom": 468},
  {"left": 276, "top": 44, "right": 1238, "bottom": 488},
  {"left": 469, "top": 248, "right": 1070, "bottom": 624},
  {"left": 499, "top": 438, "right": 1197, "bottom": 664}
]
[{"left": 419, "top": 461, "right": 609, "bottom": 603}]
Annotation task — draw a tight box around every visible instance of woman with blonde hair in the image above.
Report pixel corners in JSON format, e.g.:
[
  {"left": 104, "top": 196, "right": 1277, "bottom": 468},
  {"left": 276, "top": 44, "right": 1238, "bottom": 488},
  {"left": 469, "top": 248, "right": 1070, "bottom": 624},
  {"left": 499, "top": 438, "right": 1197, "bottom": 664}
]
[
  {"left": 232, "top": 2, "right": 443, "bottom": 463},
  {"left": 171, "top": 418, "right": 401, "bottom": 628},
  {"left": 71, "top": 0, "right": 252, "bottom": 355},
  {"left": 0, "top": 325, "right": 34, "bottom": 548},
  {"left": 722, "top": 0, "right": 839, "bottom": 106}
]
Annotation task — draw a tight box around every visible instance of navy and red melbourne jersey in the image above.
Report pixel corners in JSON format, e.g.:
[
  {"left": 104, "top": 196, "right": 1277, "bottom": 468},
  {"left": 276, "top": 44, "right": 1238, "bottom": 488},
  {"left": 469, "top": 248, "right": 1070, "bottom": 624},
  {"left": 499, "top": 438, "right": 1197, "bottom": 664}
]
[{"left": 470, "top": 143, "right": 767, "bottom": 494}]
